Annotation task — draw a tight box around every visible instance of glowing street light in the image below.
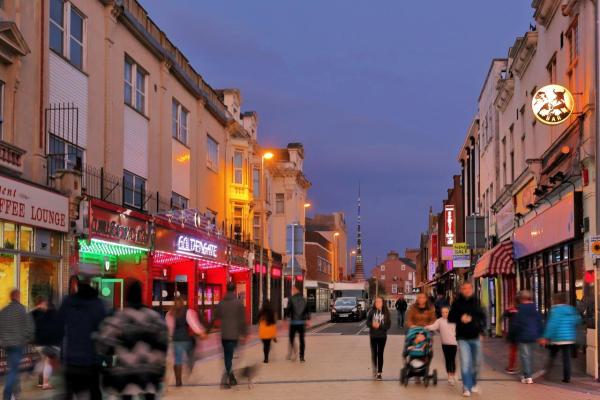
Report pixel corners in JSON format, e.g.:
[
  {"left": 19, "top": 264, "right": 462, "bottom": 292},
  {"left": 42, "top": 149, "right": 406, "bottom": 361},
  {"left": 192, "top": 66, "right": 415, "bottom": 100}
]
[{"left": 262, "top": 151, "right": 274, "bottom": 160}]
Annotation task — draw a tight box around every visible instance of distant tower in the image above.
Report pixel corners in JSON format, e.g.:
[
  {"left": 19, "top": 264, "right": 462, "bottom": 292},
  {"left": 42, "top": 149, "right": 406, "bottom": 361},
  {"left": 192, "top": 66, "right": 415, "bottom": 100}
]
[{"left": 354, "top": 183, "right": 365, "bottom": 281}]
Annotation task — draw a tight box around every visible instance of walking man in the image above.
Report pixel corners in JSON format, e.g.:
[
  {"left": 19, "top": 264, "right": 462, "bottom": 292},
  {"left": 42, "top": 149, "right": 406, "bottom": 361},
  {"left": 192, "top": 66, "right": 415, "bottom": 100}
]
[
  {"left": 215, "top": 283, "right": 248, "bottom": 389},
  {"left": 513, "top": 290, "right": 543, "bottom": 384},
  {"left": 394, "top": 295, "right": 408, "bottom": 328},
  {"left": 0, "top": 289, "right": 34, "bottom": 400},
  {"left": 286, "top": 283, "right": 310, "bottom": 362},
  {"left": 449, "top": 282, "right": 486, "bottom": 397}
]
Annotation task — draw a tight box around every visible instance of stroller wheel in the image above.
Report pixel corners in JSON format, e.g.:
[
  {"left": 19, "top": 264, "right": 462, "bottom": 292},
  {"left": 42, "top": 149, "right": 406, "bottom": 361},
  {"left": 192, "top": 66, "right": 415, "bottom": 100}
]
[
  {"left": 400, "top": 368, "right": 407, "bottom": 385},
  {"left": 423, "top": 376, "right": 429, "bottom": 388},
  {"left": 432, "top": 370, "right": 438, "bottom": 386}
]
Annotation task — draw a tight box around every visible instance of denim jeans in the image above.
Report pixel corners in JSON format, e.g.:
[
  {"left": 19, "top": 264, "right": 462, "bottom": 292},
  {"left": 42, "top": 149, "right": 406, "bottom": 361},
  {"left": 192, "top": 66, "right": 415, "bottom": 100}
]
[
  {"left": 3, "top": 346, "right": 23, "bottom": 400},
  {"left": 173, "top": 340, "right": 192, "bottom": 366},
  {"left": 518, "top": 342, "right": 534, "bottom": 378},
  {"left": 458, "top": 339, "right": 481, "bottom": 391},
  {"left": 222, "top": 340, "right": 238, "bottom": 375}
]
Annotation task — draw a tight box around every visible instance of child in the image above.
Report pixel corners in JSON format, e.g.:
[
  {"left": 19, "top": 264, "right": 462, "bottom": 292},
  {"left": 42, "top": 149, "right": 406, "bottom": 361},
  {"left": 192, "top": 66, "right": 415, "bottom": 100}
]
[{"left": 426, "top": 306, "right": 457, "bottom": 385}]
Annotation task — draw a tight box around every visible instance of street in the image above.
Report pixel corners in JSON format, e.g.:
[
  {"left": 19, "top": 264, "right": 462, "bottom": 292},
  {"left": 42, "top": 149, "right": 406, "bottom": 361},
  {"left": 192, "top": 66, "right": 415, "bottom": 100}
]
[{"left": 162, "top": 316, "right": 600, "bottom": 400}]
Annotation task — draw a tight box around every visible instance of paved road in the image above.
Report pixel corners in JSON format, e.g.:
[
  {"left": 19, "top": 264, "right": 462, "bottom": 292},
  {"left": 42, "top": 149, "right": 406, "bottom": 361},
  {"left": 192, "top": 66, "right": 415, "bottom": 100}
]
[{"left": 312, "top": 310, "right": 408, "bottom": 336}]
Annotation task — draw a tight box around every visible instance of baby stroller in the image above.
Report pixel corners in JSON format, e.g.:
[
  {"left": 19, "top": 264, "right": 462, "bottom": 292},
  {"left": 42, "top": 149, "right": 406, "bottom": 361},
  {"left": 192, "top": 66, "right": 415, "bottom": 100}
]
[{"left": 399, "top": 327, "right": 437, "bottom": 387}]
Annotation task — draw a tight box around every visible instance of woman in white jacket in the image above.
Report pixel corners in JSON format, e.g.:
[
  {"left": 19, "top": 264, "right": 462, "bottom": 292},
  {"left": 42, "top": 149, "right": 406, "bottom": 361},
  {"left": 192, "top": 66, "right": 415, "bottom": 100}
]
[{"left": 426, "top": 306, "right": 457, "bottom": 385}]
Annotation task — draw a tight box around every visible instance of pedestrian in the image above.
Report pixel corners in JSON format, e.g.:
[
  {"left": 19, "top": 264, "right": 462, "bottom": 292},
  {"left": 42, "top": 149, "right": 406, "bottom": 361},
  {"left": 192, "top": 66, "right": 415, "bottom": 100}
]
[
  {"left": 426, "top": 306, "right": 457, "bottom": 385},
  {"left": 214, "top": 282, "right": 248, "bottom": 389},
  {"left": 540, "top": 292, "right": 582, "bottom": 383},
  {"left": 434, "top": 293, "right": 449, "bottom": 318},
  {"left": 406, "top": 293, "right": 436, "bottom": 328},
  {"left": 448, "top": 282, "right": 486, "bottom": 397},
  {"left": 366, "top": 296, "right": 391, "bottom": 380},
  {"left": 513, "top": 290, "right": 543, "bottom": 384},
  {"left": 502, "top": 302, "right": 519, "bottom": 374},
  {"left": 258, "top": 299, "right": 277, "bottom": 364},
  {"left": 30, "top": 296, "right": 62, "bottom": 390},
  {"left": 58, "top": 277, "right": 107, "bottom": 400},
  {"left": 97, "top": 280, "right": 169, "bottom": 399},
  {"left": 166, "top": 296, "right": 206, "bottom": 387},
  {"left": 285, "top": 283, "right": 311, "bottom": 363},
  {"left": 394, "top": 295, "right": 408, "bottom": 328},
  {"left": 0, "top": 289, "right": 34, "bottom": 400}
]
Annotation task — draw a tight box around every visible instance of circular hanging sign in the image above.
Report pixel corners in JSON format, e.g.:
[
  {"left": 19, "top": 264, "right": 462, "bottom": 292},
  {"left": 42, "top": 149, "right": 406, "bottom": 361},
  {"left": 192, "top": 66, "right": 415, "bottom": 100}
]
[{"left": 531, "top": 84, "right": 574, "bottom": 125}]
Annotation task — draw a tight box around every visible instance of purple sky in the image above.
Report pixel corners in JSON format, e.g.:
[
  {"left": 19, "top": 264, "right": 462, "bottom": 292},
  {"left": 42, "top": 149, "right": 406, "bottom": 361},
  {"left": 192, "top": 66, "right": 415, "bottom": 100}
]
[{"left": 140, "top": 1, "right": 533, "bottom": 275}]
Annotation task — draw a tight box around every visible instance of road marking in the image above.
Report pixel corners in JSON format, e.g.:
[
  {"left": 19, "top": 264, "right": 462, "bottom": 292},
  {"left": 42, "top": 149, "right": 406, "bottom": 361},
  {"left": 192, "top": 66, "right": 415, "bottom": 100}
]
[
  {"left": 309, "top": 322, "right": 334, "bottom": 334},
  {"left": 355, "top": 321, "right": 367, "bottom": 335}
]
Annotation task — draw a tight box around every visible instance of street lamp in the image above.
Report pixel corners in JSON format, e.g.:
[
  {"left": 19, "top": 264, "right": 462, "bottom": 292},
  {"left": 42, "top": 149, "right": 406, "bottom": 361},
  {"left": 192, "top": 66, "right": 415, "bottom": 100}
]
[
  {"left": 259, "top": 151, "right": 274, "bottom": 306},
  {"left": 347, "top": 249, "right": 356, "bottom": 281}
]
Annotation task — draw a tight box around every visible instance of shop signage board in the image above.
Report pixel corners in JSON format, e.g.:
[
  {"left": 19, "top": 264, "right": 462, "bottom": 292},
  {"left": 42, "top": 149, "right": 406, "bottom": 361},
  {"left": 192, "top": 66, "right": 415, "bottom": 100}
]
[
  {"left": 90, "top": 203, "right": 150, "bottom": 248},
  {"left": 0, "top": 175, "right": 69, "bottom": 232},
  {"left": 589, "top": 235, "right": 600, "bottom": 261},
  {"left": 444, "top": 205, "right": 456, "bottom": 245},
  {"left": 154, "top": 226, "right": 226, "bottom": 263},
  {"left": 531, "top": 84, "right": 574, "bottom": 125},
  {"left": 453, "top": 242, "right": 470, "bottom": 268},
  {"left": 427, "top": 259, "right": 436, "bottom": 281},
  {"left": 441, "top": 246, "right": 453, "bottom": 261}
]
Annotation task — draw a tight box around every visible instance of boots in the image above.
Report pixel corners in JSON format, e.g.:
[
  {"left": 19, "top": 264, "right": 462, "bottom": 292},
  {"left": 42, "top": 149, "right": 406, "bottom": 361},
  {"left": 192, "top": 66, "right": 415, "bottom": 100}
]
[
  {"left": 229, "top": 372, "right": 238, "bottom": 386},
  {"left": 174, "top": 365, "right": 183, "bottom": 387}
]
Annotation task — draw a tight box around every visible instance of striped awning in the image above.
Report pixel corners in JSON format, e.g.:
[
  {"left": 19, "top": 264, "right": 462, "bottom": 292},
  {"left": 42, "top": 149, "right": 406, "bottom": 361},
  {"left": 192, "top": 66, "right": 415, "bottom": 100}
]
[{"left": 473, "top": 241, "right": 514, "bottom": 278}]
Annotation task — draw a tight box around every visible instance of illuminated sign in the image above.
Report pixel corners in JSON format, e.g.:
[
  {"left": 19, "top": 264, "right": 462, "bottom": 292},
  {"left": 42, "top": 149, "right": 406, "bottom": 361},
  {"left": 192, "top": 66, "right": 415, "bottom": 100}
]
[
  {"left": 177, "top": 235, "right": 218, "bottom": 258},
  {"left": 453, "top": 242, "right": 470, "bottom": 268},
  {"left": 444, "top": 205, "right": 456, "bottom": 245},
  {"left": 531, "top": 84, "right": 574, "bottom": 125}
]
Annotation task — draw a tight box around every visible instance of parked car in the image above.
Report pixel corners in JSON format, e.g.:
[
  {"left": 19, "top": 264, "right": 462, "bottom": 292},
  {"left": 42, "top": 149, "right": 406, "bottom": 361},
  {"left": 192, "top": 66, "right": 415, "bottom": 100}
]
[{"left": 331, "top": 297, "right": 363, "bottom": 322}]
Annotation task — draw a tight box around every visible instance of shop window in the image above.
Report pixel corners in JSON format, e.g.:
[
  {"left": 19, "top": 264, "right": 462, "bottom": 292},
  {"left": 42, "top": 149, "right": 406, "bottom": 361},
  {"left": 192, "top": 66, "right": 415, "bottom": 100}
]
[
  {"left": 50, "top": 232, "right": 62, "bottom": 256},
  {"left": 0, "top": 253, "right": 15, "bottom": 308},
  {"left": 19, "top": 256, "right": 60, "bottom": 310},
  {"left": 19, "top": 226, "right": 33, "bottom": 252},
  {"left": 2, "top": 222, "right": 16, "bottom": 249}
]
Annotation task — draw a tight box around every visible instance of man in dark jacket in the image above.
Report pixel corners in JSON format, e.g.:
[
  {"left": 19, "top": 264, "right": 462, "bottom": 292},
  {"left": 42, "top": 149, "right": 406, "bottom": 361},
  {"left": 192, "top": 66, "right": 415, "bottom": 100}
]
[
  {"left": 215, "top": 282, "right": 248, "bottom": 389},
  {"left": 58, "top": 279, "right": 107, "bottom": 400},
  {"left": 513, "top": 290, "right": 543, "bottom": 384},
  {"left": 448, "top": 282, "right": 486, "bottom": 397},
  {"left": 285, "top": 283, "right": 310, "bottom": 362},
  {"left": 394, "top": 295, "right": 408, "bottom": 328},
  {"left": 0, "top": 289, "right": 34, "bottom": 400}
]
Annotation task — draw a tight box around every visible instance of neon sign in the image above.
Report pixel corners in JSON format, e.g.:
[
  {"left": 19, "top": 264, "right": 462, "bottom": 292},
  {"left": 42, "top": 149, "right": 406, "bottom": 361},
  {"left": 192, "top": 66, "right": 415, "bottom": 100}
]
[{"left": 176, "top": 235, "right": 218, "bottom": 258}]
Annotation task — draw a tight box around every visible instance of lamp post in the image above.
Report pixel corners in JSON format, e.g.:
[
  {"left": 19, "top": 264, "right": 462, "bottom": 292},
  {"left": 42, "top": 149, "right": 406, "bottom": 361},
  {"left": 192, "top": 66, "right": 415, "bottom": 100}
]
[
  {"left": 348, "top": 249, "right": 356, "bottom": 281},
  {"left": 259, "top": 152, "right": 274, "bottom": 307}
]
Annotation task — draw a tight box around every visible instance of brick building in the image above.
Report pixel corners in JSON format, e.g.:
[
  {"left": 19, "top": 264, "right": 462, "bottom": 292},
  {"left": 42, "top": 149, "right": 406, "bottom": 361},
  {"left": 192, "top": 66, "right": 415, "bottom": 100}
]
[
  {"left": 371, "top": 251, "right": 417, "bottom": 300},
  {"left": 304, "top": 230, "right": 333, "bottom": 312}
]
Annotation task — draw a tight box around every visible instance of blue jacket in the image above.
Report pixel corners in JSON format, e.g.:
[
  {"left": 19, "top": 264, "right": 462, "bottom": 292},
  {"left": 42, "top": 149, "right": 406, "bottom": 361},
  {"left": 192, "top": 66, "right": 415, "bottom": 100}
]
[
  {"left": 543, "top": 304, "right": 581, "bottom": 344},
  {"left": 514, "top": 303, "right": 543, "bottom": 343}
]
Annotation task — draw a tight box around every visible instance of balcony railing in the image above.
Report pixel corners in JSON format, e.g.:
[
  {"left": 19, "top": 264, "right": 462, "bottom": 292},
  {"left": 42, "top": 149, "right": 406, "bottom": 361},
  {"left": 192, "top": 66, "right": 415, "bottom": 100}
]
[{"left": 0, "top": 140, "right": 25, "bottom": 175}]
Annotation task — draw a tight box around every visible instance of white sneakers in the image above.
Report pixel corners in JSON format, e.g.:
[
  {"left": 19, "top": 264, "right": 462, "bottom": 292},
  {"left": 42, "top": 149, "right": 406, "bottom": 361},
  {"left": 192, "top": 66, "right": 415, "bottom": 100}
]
[
  {"left": 520, "top": 377, "right": 534, "bottom": 384},
  {"left": 462, "top": 390, "right": 471, "bottom": 397},
  {"left": 471, "top": 385, "right": 481, "bottom": 394},
  {"left": 448, "top": 376, "right": 456, "bottom": 385}
]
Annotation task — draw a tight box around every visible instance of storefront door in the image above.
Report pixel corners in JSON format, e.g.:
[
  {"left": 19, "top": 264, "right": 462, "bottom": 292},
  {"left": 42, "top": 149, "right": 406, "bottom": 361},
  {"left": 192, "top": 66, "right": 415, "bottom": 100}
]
[{"left": 92, "top": 277, "right": 124, "bottom": 311}]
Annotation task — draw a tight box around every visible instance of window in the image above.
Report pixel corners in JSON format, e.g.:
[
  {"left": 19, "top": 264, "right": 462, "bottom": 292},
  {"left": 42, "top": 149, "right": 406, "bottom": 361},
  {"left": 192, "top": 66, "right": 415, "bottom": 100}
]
[
  {"left": 233, "top": 206, "right": 243, "bottom": 241},
  {"left": 401, "top": 265, "right": 405, "bottom": 271},
  {"left": 0, "top": 81, "right": 4, "bottom": 138},
  {"left": 171, "top": 99, "right": 189, "bottom": 145},
  {"left": 567, "top": 20, "right": 579, "bottom": 65},
  {"left": 207, "top": 135, "right": 219, "bottom": 171},
  {"left": 391, "top": 284, "right": 398, "bottom": 294},
  {"left": 233, "top": 151, "right": 243, "bottom": 184},
  {"left": 123, "top": 170, "right": 146, "bottom": 209},
  {"left": 252, "top": 168, "right": 261, "bottom": 198},
  {"left": 380, "top": 274, "right": 385, "bottom": 280},
  {"left": 48, "top": 135, "right": 83, "bottom": 176},
  {"left": 49, "top": 0, "right": 85, "bottom": 69},
  {"left": 547, "top": 54, "right": 557, "bottom": 83},
  {"left": 380, "top": 265, "right": 385, "bottom": 271},
  {"left": 510, "top": 151, "right": 515, "bottom": 183},
  {"left": 171, "top": 192, "right": 188, "bottom": 210},
  {"left": 124, "top": 57, "right": 147, "bottom": 114},
  {"left": 253, "top": 214, "right": 261, "bottom": 244},
  {"left": 275, "top": 193, "right": 285, "bottom": 214}
]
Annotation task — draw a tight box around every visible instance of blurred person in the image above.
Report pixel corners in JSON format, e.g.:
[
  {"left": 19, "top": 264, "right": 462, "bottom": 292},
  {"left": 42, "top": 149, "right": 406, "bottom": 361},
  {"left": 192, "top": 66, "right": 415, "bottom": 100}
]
[
  {"left": 97, "top": 280, "right": 169, "bottom": 399},
  {"left": 540, "top": 292, "right": 582, "bottom": 383},
  {"left": 285, "top": 283, "right": 310, "bottom": 363},
  {"left": 426, "top": 306, "right": 457, "bottom": 385},
  {"left": 258, "top": 300, "right": 277, "bottom": 363},
  {"left": 394, "top": 295, "right": 408, "bottom": 328},
  {"left": 30, "top": 296, "right": 62, "bottom": 390},
  {"left": 513, "top": 290, "right": 543, "bottom": 384},
  {"left": 406, "top": 293, "right": 435, "bottom": 328},
  {"left": 366, "top": 296, "right": 391, "bottom": 380},
  {"left": 214, "top": 283, "right": 248, "bottom": 389},
  {"left": 501, "top": 302, "right": 519, "bottom": 374},
  {"left": 58, "top": 277, "right": 106, "bottom": 400},
  {"left": 449, "top": 282, "right": 486, "bottom": 397},
  {"left": 0, "top": 289, "right": 34, "bottom": 400},
  {"left": 165, "top": 297, "right": 206, "bottom": 387},
  {"left": 434, "top": 293, "right": 449, "bottom": 318}
]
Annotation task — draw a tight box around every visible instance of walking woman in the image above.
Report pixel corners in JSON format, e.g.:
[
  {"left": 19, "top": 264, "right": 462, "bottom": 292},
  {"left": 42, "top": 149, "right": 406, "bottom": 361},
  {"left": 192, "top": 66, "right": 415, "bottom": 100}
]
[
  {"left": 166, "top": 297, "right": 206, "bottom": 387},
  {"left": 406, "top": 293, "right": 436, "bottom": 328},
  {"left": 366, "top": 296, "right": 391, "bottom": 380},
  {"left": 258, "top": 300, "right": 277, "bottom": 363},
  {"left": 426, "top": 306, "right": 457, "bottom": 385}
]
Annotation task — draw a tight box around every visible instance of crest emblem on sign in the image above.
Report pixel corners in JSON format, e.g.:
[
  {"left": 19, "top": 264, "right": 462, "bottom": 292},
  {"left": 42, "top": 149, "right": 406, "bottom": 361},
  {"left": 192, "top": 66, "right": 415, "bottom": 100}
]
[{"left": 531, "top": 84, "right": 574, "bottom": 125}]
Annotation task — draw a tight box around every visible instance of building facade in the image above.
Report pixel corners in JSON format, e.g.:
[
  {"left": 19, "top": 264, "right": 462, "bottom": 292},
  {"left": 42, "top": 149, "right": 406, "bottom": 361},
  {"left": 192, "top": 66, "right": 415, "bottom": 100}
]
[{"left": 371, "top": 251, "right": 416, "bottom": 301}]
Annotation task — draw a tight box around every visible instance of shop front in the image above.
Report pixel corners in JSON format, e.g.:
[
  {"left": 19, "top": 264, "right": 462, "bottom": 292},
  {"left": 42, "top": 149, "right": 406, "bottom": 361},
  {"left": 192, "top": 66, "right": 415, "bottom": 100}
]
[
  {"left": 77, "top": 199, "right": 151, "bottom": 312},
  {"left": 251, "top": 248, "right": 268, "bottom": 324},
  {"left": 514, "top": 192, "right": 583, "bottom": 315},
  {"left": 151, "top": 219, "right": 228, "bottom": 324},
  {"left": 270, "top": 252, "right": 283, "bottom": 319},
  {"left": 304, "top": 280, "right": 330, "bottom": 313}
]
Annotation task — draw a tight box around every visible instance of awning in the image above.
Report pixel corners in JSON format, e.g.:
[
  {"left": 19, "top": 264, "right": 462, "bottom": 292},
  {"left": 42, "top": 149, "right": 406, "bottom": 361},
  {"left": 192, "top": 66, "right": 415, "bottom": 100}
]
[{"left": 473, "top": 241, "right": 514, "bottom": 278}]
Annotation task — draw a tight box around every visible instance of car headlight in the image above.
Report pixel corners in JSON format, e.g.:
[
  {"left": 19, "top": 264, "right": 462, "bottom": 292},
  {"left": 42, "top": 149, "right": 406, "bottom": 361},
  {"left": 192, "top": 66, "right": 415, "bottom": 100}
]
[{"left": 352, "top": 307, "right": 357, "bottom": 312}]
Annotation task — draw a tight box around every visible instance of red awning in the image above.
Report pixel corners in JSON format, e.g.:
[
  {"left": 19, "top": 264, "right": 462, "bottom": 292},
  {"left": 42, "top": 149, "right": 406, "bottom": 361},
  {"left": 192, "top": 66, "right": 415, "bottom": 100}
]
[{"left": 473, "top": 241, "right": 514, "bottom": 278}]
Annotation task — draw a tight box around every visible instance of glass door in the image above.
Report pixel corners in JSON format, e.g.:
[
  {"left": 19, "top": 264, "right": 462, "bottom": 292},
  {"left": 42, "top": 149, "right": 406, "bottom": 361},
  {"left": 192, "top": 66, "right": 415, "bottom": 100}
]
[{"left": 92, "top": 277, "right": 124, "bottom": 312}]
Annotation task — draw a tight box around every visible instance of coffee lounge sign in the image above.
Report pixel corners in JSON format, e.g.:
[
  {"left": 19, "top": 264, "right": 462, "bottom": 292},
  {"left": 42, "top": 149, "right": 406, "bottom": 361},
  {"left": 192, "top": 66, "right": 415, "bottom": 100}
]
[{"left": 0, "top": 175, "right": 68, "bottom": 232}]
